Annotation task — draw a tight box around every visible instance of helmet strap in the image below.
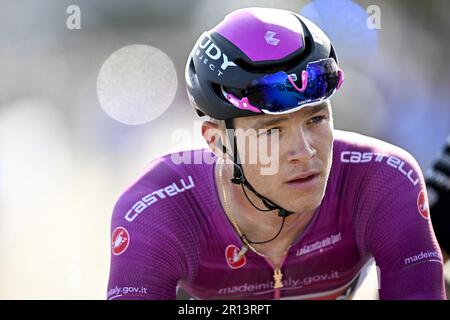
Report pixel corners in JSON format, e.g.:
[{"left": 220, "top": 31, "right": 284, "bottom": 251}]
[{"left": 223, "top": 119, "right": 293, "bottom": 219}]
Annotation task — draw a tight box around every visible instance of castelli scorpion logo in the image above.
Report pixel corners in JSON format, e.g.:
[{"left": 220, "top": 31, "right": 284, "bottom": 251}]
[{"left": 111, "top": 226, "right": 130, "bottom": 255}]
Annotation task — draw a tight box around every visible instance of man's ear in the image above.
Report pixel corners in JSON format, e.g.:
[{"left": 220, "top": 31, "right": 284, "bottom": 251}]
[{"left": 202, "top": 121, "right": 225, "bottom": 158}]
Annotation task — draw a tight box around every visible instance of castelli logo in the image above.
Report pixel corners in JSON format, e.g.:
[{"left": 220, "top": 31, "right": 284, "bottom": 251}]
[
  {"left": 417, "top": 190, "right": 430, "bottom": 220},
  {"left": 225, "top": 244, "right": 246, "bottom": 269},
  {"left": 112, "top": 226, "right": 130, "bottom": 255}
]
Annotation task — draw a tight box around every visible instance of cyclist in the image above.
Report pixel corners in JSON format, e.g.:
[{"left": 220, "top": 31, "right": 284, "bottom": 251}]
[
  {"left": 107, "top": 7, "right": 446, "bottom": 300},
  {"left": 427, "top": 136, "right": 450, "bottom": 263}
]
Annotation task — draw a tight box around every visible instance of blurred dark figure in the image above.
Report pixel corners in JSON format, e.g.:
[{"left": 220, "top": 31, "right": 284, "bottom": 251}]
[{"left": 426, "top": 135, "right": 450, "bottom": 298}]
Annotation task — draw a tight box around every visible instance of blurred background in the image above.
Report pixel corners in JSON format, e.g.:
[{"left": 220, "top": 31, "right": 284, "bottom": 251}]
[{"left": 0, "top": 0, "right": 449, "bottom": 299}]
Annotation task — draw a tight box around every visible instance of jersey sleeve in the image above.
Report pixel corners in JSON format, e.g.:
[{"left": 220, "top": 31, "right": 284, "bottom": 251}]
[
  {"left": 106, "top": 161, "right": 199, "bottom": 300},
  {"left": 359, "top": 148, "right": 446, "bottom": 299}
]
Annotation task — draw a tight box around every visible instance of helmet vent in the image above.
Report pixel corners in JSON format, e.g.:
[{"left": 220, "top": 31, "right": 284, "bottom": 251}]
[{"left": 232, "top": 35, "right": 313, "bottom": 74}]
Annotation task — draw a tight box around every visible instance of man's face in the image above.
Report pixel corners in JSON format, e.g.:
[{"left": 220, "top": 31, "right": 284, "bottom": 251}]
[{"left": 232, "top": 102, "right": 334, "bottom": 213}]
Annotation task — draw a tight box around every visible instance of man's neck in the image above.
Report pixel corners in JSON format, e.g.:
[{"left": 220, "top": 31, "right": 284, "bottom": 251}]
[{"left": 215, "top": 161, "right": 316, "bottom": 257}]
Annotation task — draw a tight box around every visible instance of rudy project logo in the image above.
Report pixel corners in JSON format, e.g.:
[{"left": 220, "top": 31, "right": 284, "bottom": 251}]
[
  {"left": 417, "top": 190, "right": 430, "bottom": 219},
  {"left": 112, "top": 226, "right": 130, "bottom": 255},
  {"left": 195, "top": 33, "right": 237, "bottom": 77},
  {"left": 225, "top": 244, "right": 246, "bottom": 269}
]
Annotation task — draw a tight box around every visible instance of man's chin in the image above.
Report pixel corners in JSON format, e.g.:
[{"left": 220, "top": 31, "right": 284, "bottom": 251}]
[
  {"left": 284, "top": 192, "right": 325, "bottom": 213},
  {"left": 279, "top": 200, "right": 319, "bottom": 214}
]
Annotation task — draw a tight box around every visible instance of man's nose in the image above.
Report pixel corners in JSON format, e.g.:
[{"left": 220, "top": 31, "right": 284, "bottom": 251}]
[{"left": 286, "top": 127, "right": 316, "bottom": 163}]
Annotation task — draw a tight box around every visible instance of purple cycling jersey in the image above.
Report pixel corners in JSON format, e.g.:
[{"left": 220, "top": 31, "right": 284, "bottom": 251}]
[{"left": 107, "top": 130, "right": 446, "bottom": 300}]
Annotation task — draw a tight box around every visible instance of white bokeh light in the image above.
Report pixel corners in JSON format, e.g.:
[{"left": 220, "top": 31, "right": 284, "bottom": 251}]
[{"left": 96, "top": 44, "right": 177, "bottom": 125}]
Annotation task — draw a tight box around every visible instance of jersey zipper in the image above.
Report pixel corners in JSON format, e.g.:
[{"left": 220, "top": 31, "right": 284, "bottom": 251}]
[{"left": 264, "top": 255, "right": 288, "bottom": 300}]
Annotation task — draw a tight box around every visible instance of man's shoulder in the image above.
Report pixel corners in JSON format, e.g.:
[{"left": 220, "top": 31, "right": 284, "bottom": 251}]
[
  {"left": 125, "top": 148, "right": 214, "bottom": 192},
  {"left": 113, "top": 148, "right": 215, "bottom": 224},
  {"left": 331, "top": 130, "right": 424, "bottom": 195},
  {"left": 333, "top": 130, "right": 420, "bottom": 170}
]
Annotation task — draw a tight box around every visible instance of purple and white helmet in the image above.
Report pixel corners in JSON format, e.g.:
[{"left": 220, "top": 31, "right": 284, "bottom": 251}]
[{"left": 185, "top": 7, "right": 344, "bottom": 120}]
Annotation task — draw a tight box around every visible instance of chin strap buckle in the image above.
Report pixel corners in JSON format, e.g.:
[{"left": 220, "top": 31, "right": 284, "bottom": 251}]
[
  {"left": 278, "top": 209, "right": 293, "bottom": 218},
  {"left": 231, "top": 175, "right": 244, "bottom": 184}
]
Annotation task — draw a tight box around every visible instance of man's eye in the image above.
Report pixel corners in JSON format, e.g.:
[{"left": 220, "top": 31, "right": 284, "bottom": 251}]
[
  {"left": 309, "top": 115, "right": 326, "bottom": 124},
  {"left": 260, "top": 127, "right": 279, "bottom": 136}
]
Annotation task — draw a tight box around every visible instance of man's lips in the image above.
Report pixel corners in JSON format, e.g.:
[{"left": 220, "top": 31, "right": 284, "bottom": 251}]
[
  {"left": 286, "top": 171, "right": 320, "bottom": 183},
  {"left": 285, "top": 171, "right": 321, "bottom": 190}
]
